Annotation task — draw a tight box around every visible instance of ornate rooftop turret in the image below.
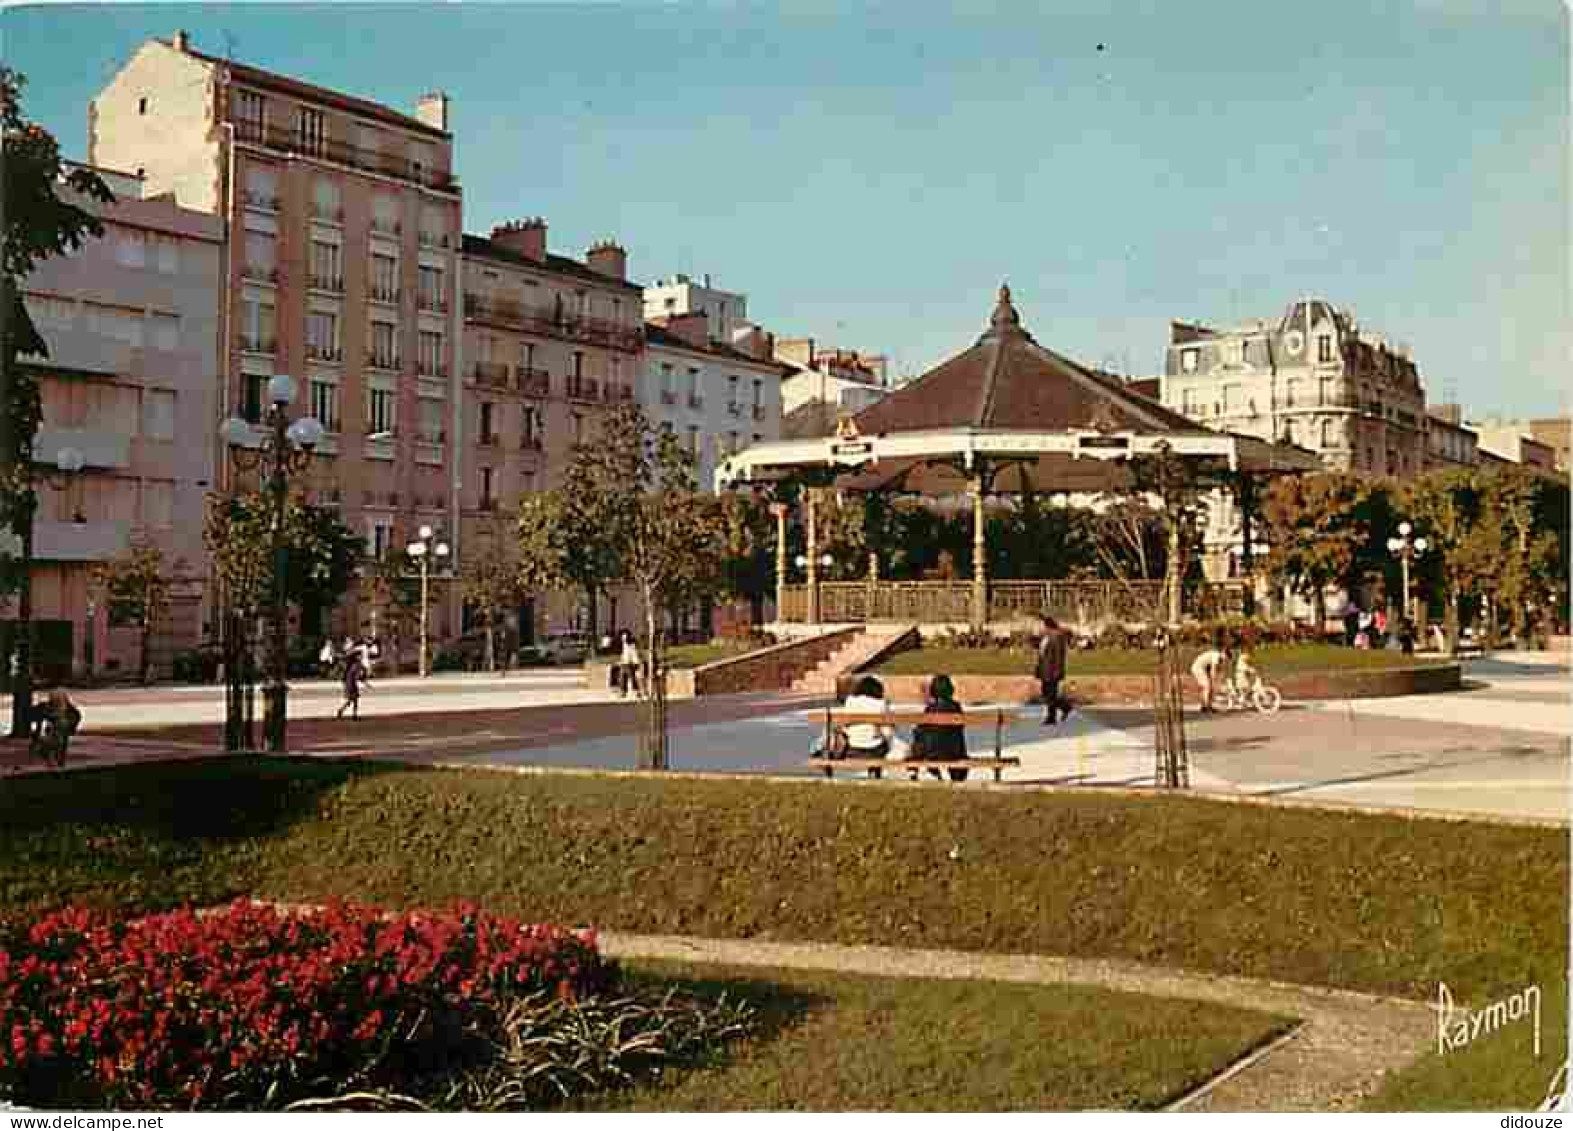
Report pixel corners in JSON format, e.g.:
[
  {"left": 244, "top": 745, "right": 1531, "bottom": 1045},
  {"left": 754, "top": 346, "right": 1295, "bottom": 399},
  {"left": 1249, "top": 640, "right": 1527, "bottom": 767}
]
[{"left": 979, "top": 281, "right": 1030, "bottom": 344}]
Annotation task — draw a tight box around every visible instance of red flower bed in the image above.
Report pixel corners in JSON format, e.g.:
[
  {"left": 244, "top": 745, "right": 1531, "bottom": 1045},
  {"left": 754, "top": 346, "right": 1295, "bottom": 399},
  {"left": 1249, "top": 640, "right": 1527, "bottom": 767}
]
[{"left": 0, "top": 900, "right": 609, "bottom": 1110}]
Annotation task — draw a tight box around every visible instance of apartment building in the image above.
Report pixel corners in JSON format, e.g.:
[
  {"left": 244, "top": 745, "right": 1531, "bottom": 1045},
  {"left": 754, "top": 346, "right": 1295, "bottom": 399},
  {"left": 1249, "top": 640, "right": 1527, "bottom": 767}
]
[
  {"left": 1159, "top": 299, "right": 1427, "bottom": 478},
  {"left": 460, "top": 220, "right": 643, "bottom": 637},
  {"left": 89, "top": 30, "right": 464, "bottom": 644},
  {"left": 776, "top": 337, "right": 889, "bottom": 419},
  {"left": 1470, "top": 421, "right": 1562, "bottom": 479},
  {"left": 644, "top": 313, "right": 785, "bottom": 490},
  {"left": 643, "top": 273, "right": 748, "bottom": 344},
  {"left": 10, "top": 164, "right": 222, "bottom": 678},
  {"left": 1424, "top": 404, "right": 1481, "bottom": 471}
]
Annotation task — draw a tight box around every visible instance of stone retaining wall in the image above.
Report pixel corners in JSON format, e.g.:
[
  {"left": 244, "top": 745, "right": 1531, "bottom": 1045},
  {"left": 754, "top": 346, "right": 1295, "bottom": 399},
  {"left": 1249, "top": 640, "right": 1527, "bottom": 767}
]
[
  {"left": 840, "top": 663, "right": 1462, "bottom": 705},
  {"left": 693, "top": 628, "right": 861, "bottom": 695}
]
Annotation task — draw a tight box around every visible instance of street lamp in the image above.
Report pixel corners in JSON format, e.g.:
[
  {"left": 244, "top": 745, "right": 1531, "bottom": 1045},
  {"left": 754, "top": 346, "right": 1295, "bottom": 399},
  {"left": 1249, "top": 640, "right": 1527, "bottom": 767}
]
[
  {"left": 219, "top": 374, "right": 322, "bottom": 752},
  {"left": 7, "top": 446, "right": 86, "bottom": 737},
  {"left": 795, "top": 553, "right": 833, "bottom": 573},
  {"left": 406, "top": 525, "right": 450, "bottom": 677},
  {"left": 1386, "top": 521, "right": 1429, "bottom": 626}
]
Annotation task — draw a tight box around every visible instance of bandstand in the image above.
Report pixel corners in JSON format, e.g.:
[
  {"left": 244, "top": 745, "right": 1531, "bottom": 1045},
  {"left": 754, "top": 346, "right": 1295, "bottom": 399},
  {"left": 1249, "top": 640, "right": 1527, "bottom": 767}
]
[{"left": 717, "top": 285, "right": 1320, "bottom": 631}]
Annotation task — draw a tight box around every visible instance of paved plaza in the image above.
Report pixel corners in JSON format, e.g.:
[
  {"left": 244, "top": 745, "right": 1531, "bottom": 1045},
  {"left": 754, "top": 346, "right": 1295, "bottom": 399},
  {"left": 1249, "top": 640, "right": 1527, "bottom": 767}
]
[{"left": 22, "top": 652, "right": 1569, "bottom": 824}]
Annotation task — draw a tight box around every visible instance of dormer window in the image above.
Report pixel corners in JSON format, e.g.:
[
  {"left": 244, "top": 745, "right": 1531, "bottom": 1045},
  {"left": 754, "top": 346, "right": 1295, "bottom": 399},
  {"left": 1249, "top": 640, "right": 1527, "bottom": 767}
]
[{"left": 138, "top": 97, "right": 149, "bottom": 115}]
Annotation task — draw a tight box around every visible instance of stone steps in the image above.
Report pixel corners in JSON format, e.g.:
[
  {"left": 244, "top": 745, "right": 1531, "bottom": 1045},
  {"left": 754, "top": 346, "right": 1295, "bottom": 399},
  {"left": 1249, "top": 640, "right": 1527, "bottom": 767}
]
[{"left": 791, "top": 627, "right": 912, "bottom": 694}]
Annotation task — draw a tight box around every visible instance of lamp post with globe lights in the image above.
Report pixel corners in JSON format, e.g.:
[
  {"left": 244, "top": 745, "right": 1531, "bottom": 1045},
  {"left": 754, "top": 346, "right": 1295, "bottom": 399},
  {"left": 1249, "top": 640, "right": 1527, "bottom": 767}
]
[
  {"left": 7, "top": 446, "right": 86, "bottom": 737},
  {"left": 219, "top": 374, "right": 323, "bottom": 752},
  {"left": 406, "top": 526, "right": 450, "bottom": 677},
  {"left": 1386, "top": 521, "right": 1429, "bottom": 627},
  {"left": 796, "top": 551, "right": 833, "bottom": 625}
]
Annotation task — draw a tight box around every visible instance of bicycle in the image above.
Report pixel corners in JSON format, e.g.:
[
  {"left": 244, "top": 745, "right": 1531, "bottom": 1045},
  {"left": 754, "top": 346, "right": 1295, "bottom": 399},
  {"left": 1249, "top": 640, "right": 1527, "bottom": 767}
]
[
  {"left": 28, "top": 694, "right": 82, "bottom": 768},
  {"left": 1216, "top": 672, "right": 1282, "bottom": 716}
]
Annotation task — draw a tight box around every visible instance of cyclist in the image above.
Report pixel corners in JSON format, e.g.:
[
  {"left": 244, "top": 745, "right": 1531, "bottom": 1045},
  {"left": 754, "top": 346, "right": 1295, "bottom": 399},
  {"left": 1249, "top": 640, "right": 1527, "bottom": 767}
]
[{"left": 1190, "top": 641, "right": 1234, "bottom": 714}]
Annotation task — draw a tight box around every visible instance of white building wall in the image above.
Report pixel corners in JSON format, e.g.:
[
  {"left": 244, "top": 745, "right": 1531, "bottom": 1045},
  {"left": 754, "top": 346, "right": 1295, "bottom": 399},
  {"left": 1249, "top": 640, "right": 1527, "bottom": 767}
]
[
  {"left": 780, "top": 368, "right": 886, "bottom": 416},
  {"left": 643, "top": 342, "right": 781, "bottom": 491},
  {"left": 643, "top": 276, "right": 748, "bottom": 343}
]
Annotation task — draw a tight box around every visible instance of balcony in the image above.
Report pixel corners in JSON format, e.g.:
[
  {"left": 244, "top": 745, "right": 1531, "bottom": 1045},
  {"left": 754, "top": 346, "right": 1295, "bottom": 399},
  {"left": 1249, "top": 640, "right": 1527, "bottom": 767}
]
[
  {"left": 364, "top": 431, "right": 397, "bottom": 461},
  {"left": 461, "top": 294, "right": 642, "bottom": 352},
  {"left": 371, "top": 216, "right": 402, "bottom": 238},
  {"left": 239, "top": 333, "right": 276, "bottom": 354},
  {"left": 660, "top": 390, "right": 677, "bottom": 406},
  {"left": 752, "top": 404, "right": 766, "bottom": 421},
  {"left": 473, "top": 361, "right": 511, "bottom": 389},
  {"left": 369, "top": 285, "right": 401, "bottom": 305},
  {"left": 478, "top": 497, "right": 497, "bottom": 513},
  {"left": 517, "top": 368, "right": 550, "bottom": 398},
  {"left": 522, "top": 435, "right": 544, "bottom": 452},
  {"left": 687, "top": 394, "right": 704, "bottom": 411},
  {"left": 417, "top": 291, "right": 448, "bottom": 313},
  {"left": 566, "top": 378, "right": 600, "bottom": 403},
  {"left": 417, "top": 230, "right": 452, "bottom": 250},
  {"left": 243, "top": 188, "right": 278, "bottom": 212},
  {"left": 31, "top": 519, "right": 131, "bottom": 563},
  {"left": 311, "top": 203, "right": 344, "bottom": 226},
  {"left": 232, "top": 119, "right": 460, "bottom": 193},
  {"left": 478, "top": 432, "right": 498, "bottom": 448},
  {"left": 417, "top": 364, "right": 449, "bottom": 381},
  {"left": 304, "top": 342, "right": 343, "bottom": 364},
  {"left": 34, "top": 427, "right": 130, "bottom": 470},
  {"left": 367, "top": 353, "right": 401, "bottom": 372},
  {"left": 308, "top": 273, "right": 344, "bottom": 293},
  {"left": 241, "top": 262, "right": 278, "bottom": 284}
]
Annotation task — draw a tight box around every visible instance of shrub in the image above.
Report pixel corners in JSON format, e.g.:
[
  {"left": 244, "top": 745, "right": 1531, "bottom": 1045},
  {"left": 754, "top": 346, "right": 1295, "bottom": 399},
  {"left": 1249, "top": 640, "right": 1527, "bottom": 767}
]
[
  {"left": 0, "top": 901, "right": 609, "bottom": 1110},
  {"left": 170, "top": 648, "right": 221, "bottom": 684}
]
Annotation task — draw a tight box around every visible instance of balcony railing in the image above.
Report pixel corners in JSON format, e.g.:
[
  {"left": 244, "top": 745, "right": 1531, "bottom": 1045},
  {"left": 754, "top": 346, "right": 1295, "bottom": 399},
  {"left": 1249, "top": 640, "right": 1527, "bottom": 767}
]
[
  {"left": 371, "top": 216, "right": 402, "bottom": 237},
  {"left": 417, "top": 430, "right": 446, "bottom": 445},
  {"left": 777, "top": 578, "right": 1248, "bottom": 626},
  {"left": 517, "top": 368, "right": 550, "bottom": 398},
  {"left": 241, "top": 263, "right": 278, "bottom": 283},
  {"left": 308, "top": 273, "right": 344, "bottom": 293},
  {"left": 567, "top": 379, "right": 600, "bottom": 403},
  {"left": 311, "top": 204, "right": 344, "bottom": 225},
  {"left": 417, "top": 291, "right": 448, "bottom": 313},
  {"left": 367, "top": 353, "right": 401, "bottom": 371},
  {"left": 417, "top": 230, "right": 452, "bottom": 249},
  {"left": 369, "top": 285, "right": 401, "bottom": 305},
  {"left": 304, "top": 342, "right": 343, "bottom": 363},
  {"left": 461, "top": 293, "right": 642, "bottom": 352},
  {"left": 233, "top": 119, "right": 460, "bottom": 193},
  {"left": 243, "top": 188, "right": 278, "bottom": 211},
  {"left": 473, "top": 361, "right": 511, "bottom": 389},
  {"left": 417, "top": 364, "right": 449, "bottom": 380},
  {"left": 239, "top": 334, "right": 276, "bottom": 354},
  {"left": 522, "top": 435, "right": 544, "bottom": 452}
]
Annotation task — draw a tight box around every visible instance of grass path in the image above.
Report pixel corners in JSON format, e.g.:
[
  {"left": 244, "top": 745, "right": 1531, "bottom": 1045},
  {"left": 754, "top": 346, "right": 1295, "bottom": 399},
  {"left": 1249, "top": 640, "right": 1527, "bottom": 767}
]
[{"left": 598, "top": 931, "right": 1435, "bottom": 1112}]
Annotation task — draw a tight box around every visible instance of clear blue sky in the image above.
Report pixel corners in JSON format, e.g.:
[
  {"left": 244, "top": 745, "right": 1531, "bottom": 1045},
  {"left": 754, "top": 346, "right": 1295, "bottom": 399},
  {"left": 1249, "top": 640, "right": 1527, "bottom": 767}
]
[{"left": 5, "top": 0, "right": 1568, "bottom": 417}]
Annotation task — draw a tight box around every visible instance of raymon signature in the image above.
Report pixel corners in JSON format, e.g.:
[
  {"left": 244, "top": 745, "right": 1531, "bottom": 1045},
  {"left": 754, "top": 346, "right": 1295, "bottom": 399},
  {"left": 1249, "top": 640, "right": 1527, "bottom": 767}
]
[{"left": 1437, "top": 982, "right": 1543, "bottom": 1058}]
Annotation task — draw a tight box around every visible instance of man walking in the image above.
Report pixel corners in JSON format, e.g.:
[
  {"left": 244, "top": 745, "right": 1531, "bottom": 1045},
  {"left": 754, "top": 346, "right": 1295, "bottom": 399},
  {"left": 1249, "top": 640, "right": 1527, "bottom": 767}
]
[{"left": 1036, "top": 616, "right": 1072, "bottom": 725}]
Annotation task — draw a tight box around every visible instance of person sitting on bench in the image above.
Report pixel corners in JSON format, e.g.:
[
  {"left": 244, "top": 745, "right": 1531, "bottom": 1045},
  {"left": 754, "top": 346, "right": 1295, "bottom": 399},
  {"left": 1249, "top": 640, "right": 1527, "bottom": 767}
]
[
  {"left": 911, "top": 673, "right": 969, "bottom": 782},
  {"left": 842, "top": 675, "right": 905, "bottom": 779}
]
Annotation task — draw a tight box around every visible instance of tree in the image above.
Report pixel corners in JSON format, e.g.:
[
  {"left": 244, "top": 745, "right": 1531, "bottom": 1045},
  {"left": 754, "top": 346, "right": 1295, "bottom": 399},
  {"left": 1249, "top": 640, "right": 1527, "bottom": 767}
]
[
  {"left": 515, "top": 454, "right": 622, "bottom": 638},
  {"left": 715, "top": 492, "right": 775, "bottom": 625},
  {"left": 1261, "top": 471, "right": 1373, "bottom": 631},
  {"left": 530, "top": 404, "right": 725, "bottom": 769},
  {"left": 2, "top": 67, "right": 113, "bottom": 732},
  {"left": 1397, "top": 468, "right": 1484, "bottom": 654},
  {"left": 358, "top": 549, "right": 420, "bottom": 668},
  {"left": 463, "top": 523, "right": 522, "bottom": 671},
  {"left": 91, "top": 543, "right": 167, "bottom": 684},
  {"left": 204, "top": 492, "right": 363, "bottom": 631}
]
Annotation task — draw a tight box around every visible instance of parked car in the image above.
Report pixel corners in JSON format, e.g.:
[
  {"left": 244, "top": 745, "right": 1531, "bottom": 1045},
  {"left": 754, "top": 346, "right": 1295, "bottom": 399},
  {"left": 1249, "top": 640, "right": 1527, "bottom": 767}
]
[{"left": 538, "top": 632, "right": 591, "bottom": 665}]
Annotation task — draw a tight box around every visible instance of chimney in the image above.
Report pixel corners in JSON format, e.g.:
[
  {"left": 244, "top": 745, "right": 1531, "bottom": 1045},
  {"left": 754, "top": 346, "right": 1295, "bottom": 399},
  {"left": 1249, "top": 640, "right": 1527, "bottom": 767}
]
[
  {"left": 585, "top": 239, "right": 627, "bottom": 281},
  {"left": 491, "top": 218, "right": 546, "bottom": 263},
  {"left": 665, "top": 311, "right": 709, "bottom": 350},
  {"left": 415, "top": 91, "right": 450, "bottom": 132},
  {"left": 172, "top": 29, "right": 189, "bottom": 52}
]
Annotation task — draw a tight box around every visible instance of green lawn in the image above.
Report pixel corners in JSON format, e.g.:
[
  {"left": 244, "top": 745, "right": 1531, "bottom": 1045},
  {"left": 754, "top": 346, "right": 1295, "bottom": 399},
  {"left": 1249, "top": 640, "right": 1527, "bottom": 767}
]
[
  {"left": 664, "top": 640, "right": 766, "bottom": 669},
  {"left": 576, "top": 962, "right": 1292, "bottom": 1112},
  {"left": 1, "top": 760, "right": 1563, "bottom": 1110},
  {"left": 875, "top": 642, "right": 1452, "bottom": 677}
]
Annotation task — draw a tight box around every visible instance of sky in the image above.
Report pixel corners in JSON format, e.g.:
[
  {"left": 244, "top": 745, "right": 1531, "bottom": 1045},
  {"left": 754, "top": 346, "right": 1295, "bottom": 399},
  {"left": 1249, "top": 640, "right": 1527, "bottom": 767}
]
[{"left": 3, "top": 0, "right": 1569, "bottom": 418}]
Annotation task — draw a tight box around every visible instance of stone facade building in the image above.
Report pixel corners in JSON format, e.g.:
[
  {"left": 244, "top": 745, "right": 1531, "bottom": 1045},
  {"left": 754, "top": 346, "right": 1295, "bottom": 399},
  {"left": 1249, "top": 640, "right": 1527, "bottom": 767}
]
[
  {"left": 10, "top": 164, "right": 223, "bottom": 678},
  {"left": 1159, "top": 298, "right": 1427, "bottom": 478},
  {"left": 89, "top": 30, "right": 464, "bottom": 646},
  {"left": 1424, "top": 404, "right": 1480, "bottom": 471}
]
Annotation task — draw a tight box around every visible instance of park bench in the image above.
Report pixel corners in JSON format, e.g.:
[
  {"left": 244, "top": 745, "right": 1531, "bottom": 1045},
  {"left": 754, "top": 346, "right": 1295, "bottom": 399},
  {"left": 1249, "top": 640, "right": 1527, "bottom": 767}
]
[{"left": 809, "top": 708, "right": 1022, "bottom": 782}]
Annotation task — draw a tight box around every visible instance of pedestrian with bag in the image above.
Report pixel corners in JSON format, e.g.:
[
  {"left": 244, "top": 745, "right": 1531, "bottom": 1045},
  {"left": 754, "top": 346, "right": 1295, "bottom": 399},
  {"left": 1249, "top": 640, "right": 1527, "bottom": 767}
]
[
  {"left": 1036, "top": 615, "right": 1072, "bottom": 725},
  {"left": 336, "top": 650, "right": 365, "bottom": 721}
]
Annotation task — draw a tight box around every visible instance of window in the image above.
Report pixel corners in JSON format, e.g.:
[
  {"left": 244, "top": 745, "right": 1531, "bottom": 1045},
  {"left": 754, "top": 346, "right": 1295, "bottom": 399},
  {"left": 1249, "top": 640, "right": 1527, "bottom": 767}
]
[
  {"left": 306, "top": 310, "right": 339, "bottom": 359},
  {"left": 310, "top": 379, "right": 340, "bottom": 432},
  {"left": 727, "top": 431, "right": 739, "bottom": 455},
  {"left": 571, "top": 412, "right": 584, "bottom": 443},
  {"left": 372, "top": 194, "right": 400, "bottom": 236},
  {"left": 522, "top": 405, "right": 540, "bottom": 448},
  {"left": 312, "top": 177, "right": 341, "bottom": 223},
  {"left": 417, "top": 263, "right": 445, "bottom": 309},
  {"left": 244, "top": 165, "right": 278, "bottom": 210},
  {"left": 240, "top": 295, "right": 275, "bottom": 352},
  {"left": 243, "top": 230, "right": 276, "bottom": 279},
  {"left": 418, "top": 330, "right": 444, "bottom": 377},
  {"left": 85, "top": 303, "right": 143, "bottom": 346},
  {"left": 113, "top": 227, "right": 146, "bottom": 269},
  {"left": 151, "top": 235, "right": 178, "bottom": 274},
  {"left": 295, "top": 106, "right": 326, "bottom": 156},
  {"left": 728, "top": 374, "right": 739, "bottom": 405},
  {"left": 368, "top": 387, "right": 396, "bottom": 434},
  {"left": 519, "top": 341, "right": 536, "bottom": 373},
  {"left": 572, "top": 352, "right": 584, "bottom": 380},
  {"left": 1222, "top": 385, "right": 1241, "bottom": 413},
  {"left": 309, "top": 241, "right": 342, "bottom": 289},
  {"left": 141, "top": 481, "right": 173, "bottom": 528},
  {"left": 141, "top": 390, "right": 176, "bottom": 440},
  {"left": 1181, "top": 388, "right": 1200, "bottom": 415},
  {"left": 687, "top": 425, "right": 700, "bottom": 455},
  {"left": 371, "top": 253, "right": 399, "bottom": 302},
  {"left": 480, "top": 402, "right": 495, "bottom": 445},
  {"left": 687, "top": 367, "right": 700, "bottom": 398},
  {"left": 481, "top": 467, "right": 495, "bottom": 508},
  {"left": 370, "top": 321, "right": 398, "bottom": 369},
  {"left": 138, "top": 96, "right": 149, "bottom": 116},
  {"left": 1317, "top": 334, "right": 1334, "bottom": 364},
  {"left": 418, "top": 399, "right": 444, "bottom": 443},
  {"left": 1181, "top": 348, "right": 1199, "bottom": 373},
  {"left": 1232, "top": 340, "right": 1246, "bottom": 366},
  {"left": 241, "top": 373, "right": 265, "bottom": 423},
  {"left": 235, "top": 90, "right": 266, "bottom": 138},
  {"left": 1284, "top": 379, "right": 1299, "bottom": 408},
  {"left": 370, "top": 519, "right": 393, "bottom": 560},
  {"left": 1321, "top": 418, "right": 1337, "bottom": 447},
  {"left": 752, "top": 378, "right": 762, "bottom": 407}
]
